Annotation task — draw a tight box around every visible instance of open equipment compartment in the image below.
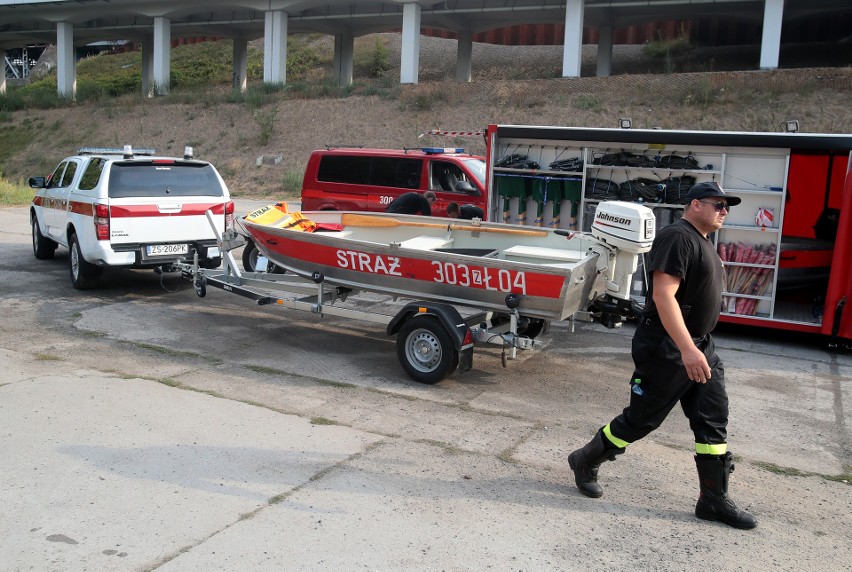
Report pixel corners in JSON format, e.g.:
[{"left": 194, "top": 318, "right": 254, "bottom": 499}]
[{"left": 484, "top": 124, "right": 852, "bottom": 343}]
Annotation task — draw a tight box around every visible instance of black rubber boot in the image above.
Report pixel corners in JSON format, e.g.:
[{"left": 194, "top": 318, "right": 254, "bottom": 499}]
[
  {"left": 694, "top": 452, "right": 757, "bottom": 529},
  {"left": 568, "top": 429, "right": 624, "bottom": 498}
]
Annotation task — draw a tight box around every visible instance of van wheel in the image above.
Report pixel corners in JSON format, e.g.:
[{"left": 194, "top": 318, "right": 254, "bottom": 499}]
[
  {"left": 396, "top": 316, "right": 457, "bottom": 384},
  {"left": 31, "top": 214, "right": 57, "bottom": 260},
  {"left": 69, "top": 233, "right": 101, "bottom": 290}
]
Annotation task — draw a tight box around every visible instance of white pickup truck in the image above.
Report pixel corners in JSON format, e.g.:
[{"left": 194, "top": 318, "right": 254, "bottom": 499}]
[{"left": 29, "top": 146, "right": 234, "bottom": 289}]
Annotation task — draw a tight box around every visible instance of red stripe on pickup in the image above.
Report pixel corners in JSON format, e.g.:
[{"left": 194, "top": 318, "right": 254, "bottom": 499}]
[{"left": 109, "top": 203, "right": 224, "bottom": 217}]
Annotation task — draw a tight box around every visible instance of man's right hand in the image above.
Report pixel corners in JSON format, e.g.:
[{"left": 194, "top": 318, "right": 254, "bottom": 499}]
[{"left": 682, "top": 344, "right": 711, "bottom": 383}]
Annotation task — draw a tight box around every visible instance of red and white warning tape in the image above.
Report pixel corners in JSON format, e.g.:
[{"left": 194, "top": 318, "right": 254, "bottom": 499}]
[{"left": 423, "top": 129, "right": 485, "bottom": 137}]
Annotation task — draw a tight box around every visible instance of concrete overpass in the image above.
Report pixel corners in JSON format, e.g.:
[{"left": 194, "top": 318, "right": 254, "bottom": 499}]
[{"left": 0, "top": 0, "right": 847, "bottom": 98}]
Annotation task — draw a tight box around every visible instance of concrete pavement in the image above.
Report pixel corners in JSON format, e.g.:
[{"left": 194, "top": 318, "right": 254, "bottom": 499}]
[{"left": 1, "top": 203, "right": 851, "bottom": 571}]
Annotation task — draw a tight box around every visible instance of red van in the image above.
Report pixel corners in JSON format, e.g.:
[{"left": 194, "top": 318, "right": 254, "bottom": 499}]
[{"left": 300, "top": 147, "right": 487, "bottom": 218}]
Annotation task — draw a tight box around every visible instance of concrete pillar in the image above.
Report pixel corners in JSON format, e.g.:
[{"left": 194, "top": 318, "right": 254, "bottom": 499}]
[
  {"left": 333, "top": 33, "right": 354, "bottom": 87},
  {"left": 56, "top": 21, "right": 76, "bottom": 99},
  {"left": 760, "top": 0, "right": 784, "bottom": 69},
  {"left": 596, "top": 26, "right": 612, "bottom": 77},
  {"left": 456, "top": 29, "right": 473, "bottom": 82},
  {"left": 233, "top": 38, "right": 248, "bottom": 92},
  {"left": 141, "top": 35, "right": 154, "bottom": 97},
  {"left": 264, "top": 10, "right": 287, "bottom": 84},
  {"left": 0, "top": 49, "right": 6, "bottom": 95},
  {"left": 400, "top": 2, "right": 421, "bottom": 84},
  {"left": 153, "top": 17, "right": 171, "bottom": 95},
  {"left": 561, "top": 0, "right": 584, "bottom": 78}
]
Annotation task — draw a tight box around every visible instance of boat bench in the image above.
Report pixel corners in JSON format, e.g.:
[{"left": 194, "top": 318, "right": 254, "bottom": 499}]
[
  {"left": 502, "top": 245, "right": 586, "bottom": 264},
  {"left": 399, "top": 235, "right": 454, "bottom": 250}
]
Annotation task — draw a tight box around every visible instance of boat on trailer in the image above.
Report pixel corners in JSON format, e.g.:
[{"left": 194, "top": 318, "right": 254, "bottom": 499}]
[
  {"left": 181, "top": 201, "right": 654, "bottom": 383},
  {"left": 239, "top": 202, "right": 655, "bottom": 323}
]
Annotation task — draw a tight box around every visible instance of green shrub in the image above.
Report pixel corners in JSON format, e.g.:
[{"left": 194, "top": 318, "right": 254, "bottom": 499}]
[
  {"left": 253, "top": 106, "right": 278, "bottom": 145},
  {"left": 369, "top": 37, "right": 390, "bottom": 78},
  {"left": 643, "top": 26, "right": 693, "bottom": 62}
]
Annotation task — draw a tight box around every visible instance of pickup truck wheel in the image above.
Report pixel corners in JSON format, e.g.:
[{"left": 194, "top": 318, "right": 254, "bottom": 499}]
[
  {"left": 200, "top": 257, "right": 221, "bottom": 270},
  {"left": 69, "top": 233, "right": 101, "bottom": 290},
  {"left": 396, "top": 316, "right": 457, "bottom": 384},
  {"left": 31, "top": 214, "right": 57, "bottom": 260},
  {"left": 242, "top": 239, "right": 284, "bottom": 273}
]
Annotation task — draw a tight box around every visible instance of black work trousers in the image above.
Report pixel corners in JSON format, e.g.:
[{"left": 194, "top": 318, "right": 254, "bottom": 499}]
[{"left": 607, "top": 321, "right": 729, "bottom": 447}]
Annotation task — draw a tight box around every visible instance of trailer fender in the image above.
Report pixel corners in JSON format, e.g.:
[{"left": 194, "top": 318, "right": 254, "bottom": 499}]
[{"left": 387, "top": 302, "right": 471, "bottom": 351}]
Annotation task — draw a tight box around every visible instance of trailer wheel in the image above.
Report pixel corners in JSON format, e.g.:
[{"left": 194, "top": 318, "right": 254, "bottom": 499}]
[
  {"left": 194, "top": 276, "right": 207, "bottom": 298},
  {"left": 396, "top": 316, "right": 457, "bottom": 384}
]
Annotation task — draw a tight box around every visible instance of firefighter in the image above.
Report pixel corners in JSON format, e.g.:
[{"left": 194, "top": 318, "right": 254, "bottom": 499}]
[
  {"left": 446, "top": 202, "right": 484, "bottom": 220},
  {"left": 385, "top": 191, "right": 436, "bottom": 216},
  {"left": 567, "top": 181, "right": 757, "bottom": 530}
]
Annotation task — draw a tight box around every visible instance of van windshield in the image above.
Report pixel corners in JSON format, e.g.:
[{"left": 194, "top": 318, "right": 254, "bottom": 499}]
[
  {"left": 460, "top": 158, "right": 486, "bottom": 187},
  {"left": 108, "top": 162, "right": 225, "bottom": 198}
]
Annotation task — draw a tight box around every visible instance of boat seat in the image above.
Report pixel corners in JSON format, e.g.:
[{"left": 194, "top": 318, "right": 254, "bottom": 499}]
[
  {"left": 399, "top": 235, "right": 454, "bottom": 250},
  {"left": 502, "top": 245, "right": 585, "bottom": 263}
]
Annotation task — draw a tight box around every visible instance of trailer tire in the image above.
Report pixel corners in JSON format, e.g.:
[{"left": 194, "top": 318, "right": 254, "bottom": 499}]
[
  {"left": 396, "top": 316, "right": 457, "bottom": 384},
  {"left": 194, "top": 276, "right": 207, "bottom": 298}
]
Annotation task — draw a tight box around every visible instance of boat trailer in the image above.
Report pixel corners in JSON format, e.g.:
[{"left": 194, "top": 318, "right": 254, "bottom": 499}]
[{"left": 177, "top": 212, "right": 582, "bottom": 384}]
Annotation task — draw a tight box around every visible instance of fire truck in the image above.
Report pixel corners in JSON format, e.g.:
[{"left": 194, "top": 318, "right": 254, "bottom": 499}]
[{"left": 480, "top": 124, "right": 852, "bottom": 344}]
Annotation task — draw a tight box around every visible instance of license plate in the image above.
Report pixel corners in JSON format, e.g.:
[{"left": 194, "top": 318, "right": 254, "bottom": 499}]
[{"left": 146, "top": 244, "right": 188, "bottom": 257}]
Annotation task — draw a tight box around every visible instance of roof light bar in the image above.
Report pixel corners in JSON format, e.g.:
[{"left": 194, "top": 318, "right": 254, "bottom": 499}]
[
  {"left": 420, "top": 147, "right": 465, "bottom": 154},
  {"left": 76, "top": 146, "right": 156, "bottom": 157}
]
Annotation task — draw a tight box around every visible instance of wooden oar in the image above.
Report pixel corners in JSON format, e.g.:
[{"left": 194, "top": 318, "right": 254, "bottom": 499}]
[{"left": 341, "top": 213, "right": 548, "bottom": 237}]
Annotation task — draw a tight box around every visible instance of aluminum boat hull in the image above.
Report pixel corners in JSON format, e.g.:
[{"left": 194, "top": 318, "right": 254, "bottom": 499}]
[{"left": 240, "top": 211, "right": 608, "bottom": 321}]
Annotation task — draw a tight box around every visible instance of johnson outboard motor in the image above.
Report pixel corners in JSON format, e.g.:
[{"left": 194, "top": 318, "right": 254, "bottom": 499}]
[{"left": 589, "top": 201, "right": 656, "bottom": 327}]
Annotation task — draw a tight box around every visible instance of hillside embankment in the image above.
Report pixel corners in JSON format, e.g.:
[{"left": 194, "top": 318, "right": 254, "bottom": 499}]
[{"left": 3, "top": 35, "right": 850, "bottom": 198}]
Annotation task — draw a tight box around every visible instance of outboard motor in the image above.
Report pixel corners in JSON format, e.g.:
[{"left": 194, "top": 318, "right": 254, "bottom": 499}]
[
  {"left": 591, "top": 200, "right": 656, "bottom": 257},
  {"left": 589, "top": 201, "right": 656, "bottom": 327}
]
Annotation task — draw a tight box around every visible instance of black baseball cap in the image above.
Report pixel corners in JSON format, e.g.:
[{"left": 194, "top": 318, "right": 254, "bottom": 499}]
[{"left": 683, "top": 181, "right": 741, "bottom": 206}]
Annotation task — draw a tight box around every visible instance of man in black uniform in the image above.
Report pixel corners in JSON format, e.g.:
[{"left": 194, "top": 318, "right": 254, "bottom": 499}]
[
  {"left": 567, "top": 181, "right": 757, "bottom": 530},
  {"left": 446, "top": 202, "right": 485, "bottom": 220},
  {"left": 385, "top": 191, "right": 436, "bottom": 216}
]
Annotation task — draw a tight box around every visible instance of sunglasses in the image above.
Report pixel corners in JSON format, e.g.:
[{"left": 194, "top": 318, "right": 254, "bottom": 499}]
[{"left": 698, "top": 200, "right": 730, "bottom": 212}]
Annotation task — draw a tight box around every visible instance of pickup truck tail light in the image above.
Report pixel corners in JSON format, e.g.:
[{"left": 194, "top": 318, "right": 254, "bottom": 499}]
[
  {"left": 224, "top": 200, "right": 235, "bottom": 232},
  {"left": 209, "top": 201, "right": 236, "bottom": 232},
  {"left": 94, "top": 204, "right": 110, "bottom": 240}
]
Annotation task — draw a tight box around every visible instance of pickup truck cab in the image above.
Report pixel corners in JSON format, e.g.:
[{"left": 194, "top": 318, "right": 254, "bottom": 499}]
[{"left": 29, "top": 146, "right": 234, "bottom": 289}]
